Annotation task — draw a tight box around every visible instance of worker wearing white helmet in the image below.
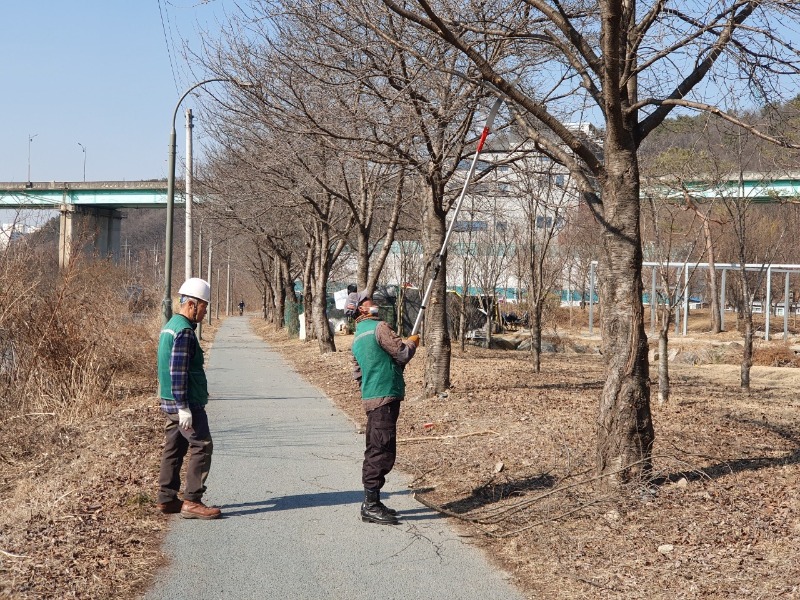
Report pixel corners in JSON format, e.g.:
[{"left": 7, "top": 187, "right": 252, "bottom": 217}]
[{"left": 155, "top": 278, "right": 221, "bottom": 519}]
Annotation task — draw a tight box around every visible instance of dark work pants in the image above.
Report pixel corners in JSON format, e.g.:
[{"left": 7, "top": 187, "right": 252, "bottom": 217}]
[
  {"left": 158, "top": 406, "right": 213, "bottom": 504},
  {"left": 362, "top": 400, "right": 400, "bottom": 491}
]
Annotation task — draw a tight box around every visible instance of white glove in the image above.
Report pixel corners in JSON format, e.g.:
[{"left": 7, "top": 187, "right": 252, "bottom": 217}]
[{"left": 177, "top": 407, "right": 193, "bottom": 431}]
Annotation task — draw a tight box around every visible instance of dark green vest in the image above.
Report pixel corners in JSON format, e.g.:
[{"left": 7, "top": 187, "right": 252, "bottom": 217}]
[
  {"left": 157, "top": 314, "right": 208, "bottom": 406},
  {"left": 352, "top": 319, "right": 404, "bottom": 400}
]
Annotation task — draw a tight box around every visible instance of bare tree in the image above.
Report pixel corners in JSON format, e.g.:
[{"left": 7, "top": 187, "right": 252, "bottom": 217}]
[
  {"left": 447, "top": 205, "right": 480, "bottom": 350},
  {"left": 717, "top": 151, "right": 788, "bottom": 390},
  {"left": 471, "top": 216, "right": 515, "bottom": 349},
  {"left": 641, "top": 116, "right": 728, "bottom": 333},
  {"left": 512, "top": 152, "right": 577, "bottom": 373},
  {"left": 378, "top": 0, "right": 800, "bottom": 482},
  {"left": 195, "top": 148, "right": 302, "bottom": 330},
  {"left": 384, "top": 240, "right": 426, "bottom": 335},
  {"left": 305, "top": 0, "right": 501, "bottom": 394},
  {"left": 641, "top": 191, "right": 702, "bottom": 404}
]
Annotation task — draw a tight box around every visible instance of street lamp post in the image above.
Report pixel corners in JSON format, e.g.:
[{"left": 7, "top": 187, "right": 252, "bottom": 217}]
[
  {"left": 162, "top": 77, "right": 250, "bottom": 324},
  {"left": 77, "top": 142, "right": 86, "bottom": 181},
  {"left": 27, "top": 133, "right": 38, "bottom": 185}
]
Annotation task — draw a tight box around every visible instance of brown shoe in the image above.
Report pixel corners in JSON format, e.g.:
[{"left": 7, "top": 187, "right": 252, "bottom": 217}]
[
  {"left": 156, "top": 498, "right": 183, "bottom": 514},
  {"left": 180, "top": 500, "right": 222, "bottom": 520}
]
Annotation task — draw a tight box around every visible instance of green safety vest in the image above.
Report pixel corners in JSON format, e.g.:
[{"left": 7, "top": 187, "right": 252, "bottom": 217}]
[
  {"left": 352, "top": 319, "right": 404, "bottom": 400},
  {"left": 157, "top": 314, "right": 208, "bottom": 406}
]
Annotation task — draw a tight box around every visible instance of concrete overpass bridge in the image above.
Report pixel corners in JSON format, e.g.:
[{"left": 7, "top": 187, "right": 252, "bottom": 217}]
[
  {"left": 4, "top": 172, "right": 799, "bottom": 269},
  {"left": 0, "top": 181, "right": 184, "bottom": 268},
  {"left": 647, "top": 171, "right": 800, "bottom": 203}
]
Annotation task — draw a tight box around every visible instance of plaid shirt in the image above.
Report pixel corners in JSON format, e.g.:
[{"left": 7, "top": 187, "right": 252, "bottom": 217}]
[{"left": 159, "top": 329, "right": 194, "bottom": 413}]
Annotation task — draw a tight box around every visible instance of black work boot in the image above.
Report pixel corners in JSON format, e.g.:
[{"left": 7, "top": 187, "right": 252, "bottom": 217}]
[
  {"left": 375, "top": 490, "right": 398, "bottom": 516},
  {"left": 361, "top": 489, "right": 399, "bottom": 525}
]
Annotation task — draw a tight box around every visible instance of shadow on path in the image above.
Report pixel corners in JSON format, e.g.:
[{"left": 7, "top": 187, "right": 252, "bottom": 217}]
[{"left": 221, "top": 490, "right": 444, "bottom": 522}]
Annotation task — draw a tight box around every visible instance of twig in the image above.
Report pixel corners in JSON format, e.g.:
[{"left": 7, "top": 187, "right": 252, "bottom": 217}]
[
  {"left": 566, "top": 573, "right": 625, "bottom": 593},
  {"left": 414, "top": 491, "right": 477, "bottom": 520},
  {"left": 0, "top": 548, "right": 27, "bottom": 559},
  {"left": 414, "top": 455, "right": 666, "bottom": 527},
  {"left": 398, "top": 430, "right": 499, "bottom": 443},
  {"left": 487, "top": 499, "right": 603, "bottom": 538},
  {"left": 54, "top": 490, "right": 74, "bottom": 505},
  {"left": 2, "top": 412, "right": 57, "bottom": 423}
]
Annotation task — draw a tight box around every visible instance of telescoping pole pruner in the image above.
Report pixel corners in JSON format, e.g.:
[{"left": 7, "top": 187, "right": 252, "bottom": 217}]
[{"left": 411, "top": 96, "right": 504, "bottom": 337}]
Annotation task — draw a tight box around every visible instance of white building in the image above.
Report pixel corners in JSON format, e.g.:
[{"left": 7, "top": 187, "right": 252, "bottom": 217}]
[
  {"left": 0, "top": 222, "right": 40, "bottom": 249},
  {"left": 443, "top": 123, "right": 600, "bottom": 298}
]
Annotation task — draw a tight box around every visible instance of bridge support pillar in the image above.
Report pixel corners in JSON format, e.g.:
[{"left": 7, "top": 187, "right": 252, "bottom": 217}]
[
  {"left": 58, "top": 204, "right": 75, "bottom": 270},
  {"left": 59, "top": 205, "right": 124, "bottom": 270}
]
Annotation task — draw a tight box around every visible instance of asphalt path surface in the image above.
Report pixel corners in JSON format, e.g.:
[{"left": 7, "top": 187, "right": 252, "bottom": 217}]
[{"left": 145, "top": 317, "right": 525, "bottom": 600}]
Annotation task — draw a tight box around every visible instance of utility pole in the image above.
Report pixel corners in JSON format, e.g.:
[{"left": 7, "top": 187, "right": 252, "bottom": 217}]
[
  {"left": 196, "top": 227, "right": 204, "bottom": 339},
  {"left": 216, "top": 266, "right": 221, "bottom": 319},
  {"left": 207, "top": 237, "right": 213, "bottom": 324},
  {"left": 226, "top": 244, "right": 231, "bottom": 316},
  {"left": 185, "top": 108, "right": 194, "bottom": 281},
  {"left": 197, "top": 227, "right": 203, "bottom": 278}
]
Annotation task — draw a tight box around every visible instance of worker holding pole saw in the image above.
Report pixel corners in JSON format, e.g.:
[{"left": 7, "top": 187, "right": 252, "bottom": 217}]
[
  {"left": 346, "top": 290, "right": 419, "bottom": 525},
  {"left": 411, "top": 95, "right": 504, "bottom": 340},
  {"left": 344, "top": 96, "right": 504, "bottom": 526}
]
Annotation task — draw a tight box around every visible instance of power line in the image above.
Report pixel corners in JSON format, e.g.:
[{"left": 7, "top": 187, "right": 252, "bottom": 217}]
[{"left": 157, "top": 0, "right": 180, "bottom": 94}]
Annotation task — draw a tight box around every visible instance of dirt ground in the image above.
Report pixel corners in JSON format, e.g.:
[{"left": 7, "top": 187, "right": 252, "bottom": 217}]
[
  {"left": 255, "top": 319, "right": 800, "bottom": 600},
  {"left": 2, "top": 313, "right": 799, "bottom": 599},
  {"left": 0, "top": 319, "right": 222, "bottom": 600},
  {"left": 0, "top": 381, "right": 167, "bottom": 599}
]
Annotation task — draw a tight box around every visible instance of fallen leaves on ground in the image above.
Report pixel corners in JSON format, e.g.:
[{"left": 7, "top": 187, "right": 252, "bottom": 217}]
[{"left": 257, "top": 323, "right": 800, "bottom": 600}]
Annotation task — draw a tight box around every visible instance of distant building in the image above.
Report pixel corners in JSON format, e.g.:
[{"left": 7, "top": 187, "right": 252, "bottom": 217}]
[
  {"left": 0, "top": 222, "right": 40, "bottom": 249},
  {"left": 349, "top": 122, "right": 603, "bottom": 301},
  {"left": 443, "top": 122, "right": 601, "bottom": 295}
]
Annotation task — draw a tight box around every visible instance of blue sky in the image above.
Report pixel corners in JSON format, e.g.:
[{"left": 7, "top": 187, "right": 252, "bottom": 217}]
[{"left": 0, "top": 1, "right": 235, "bottom": 183}]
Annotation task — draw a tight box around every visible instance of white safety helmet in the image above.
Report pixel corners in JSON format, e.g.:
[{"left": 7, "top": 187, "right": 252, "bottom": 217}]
[{"left": 178, "top": 278, "right": 211, "bottom": 303}]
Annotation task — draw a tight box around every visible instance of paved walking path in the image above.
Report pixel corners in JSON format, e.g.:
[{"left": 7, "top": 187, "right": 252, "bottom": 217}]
[{"left": 145, "top": 317, "right": 525, "bottom": 600}]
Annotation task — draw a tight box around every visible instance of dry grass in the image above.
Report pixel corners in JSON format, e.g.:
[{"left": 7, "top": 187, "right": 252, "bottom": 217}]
[
  {"left": 0, "top": 243, "right": 222, "bottom": 599},
  {"left": 3, "top": 243, "right": 799, "bottom": 600},
  {"left": 254, "top": 319, "right": 800, "bottom": 599}
]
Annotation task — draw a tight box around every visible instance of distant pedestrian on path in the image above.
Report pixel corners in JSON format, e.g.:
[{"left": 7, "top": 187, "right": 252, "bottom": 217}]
[
  {"left": 238, "top": 299, "right": 245, "bottom": 316},
  {"left": 156, "top": 277, "right": 221, "bottom": 520},
  {"left": 346, "top": 291, "right": 419, "bottom": 525}
]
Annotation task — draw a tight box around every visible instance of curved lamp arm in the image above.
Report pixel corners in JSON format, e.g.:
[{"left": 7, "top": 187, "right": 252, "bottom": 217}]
[{"left": 162, "top": 77, "right": 250, "bottom": 324}]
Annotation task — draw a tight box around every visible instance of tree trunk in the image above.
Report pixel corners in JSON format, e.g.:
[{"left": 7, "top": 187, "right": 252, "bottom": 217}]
[
  {"left": 262, "top": 265, "right": 274, "bottom": 322},
  {"left": 484, "top": 297, "right": 493, "bottom": 349},
  {"left": 530, "top": 301, "right": 542, "bottom": 374},
  {"left": 305, "top": 278, "right": 316, "bottom": 341},
  {"left": 459, "top": 253, "right": 470, "bottom": 352},
  {"left": 423, "top": 265, "right": 451, "bottom": 394},
  {"left": 312, "top": 274, "right": 336, "bottom": 353},
  {"left": 741, "top": 318, "right": 753, "bottom": 391},
  {"left": 309, "top": 221, "right": 338, "bottom": 353},
  {"left": 356, "top": 224, "right": 370, "bottom": 291},
  {"left": 422, "top": 190, "right": 450, "bottom": 395},
  {"left": 302, "top": 242, "right": 315, "bottom": 341},
  {"left": 282, "top": 259, "right": 295, "bottom": 328},
  {"left": 366, "top": 174, "right": 404, "bottom": 294},
  {"left": 459, "top": 292, "right": 467, "bottom": 352},
  {"left": 657, "top": 322, "right": 670, "bottom": 405},
  {"left": 596, "top": 153, "right": 654, "bottom": 484},
  {"left": 738, "top": 269, "right": 753, "bottom": 391},
  {"left": 682, "top": 195, "right": 721, "bottom": 334},
  {"left": 274, "top": 257, "right": 286, "bottom": 328}
]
